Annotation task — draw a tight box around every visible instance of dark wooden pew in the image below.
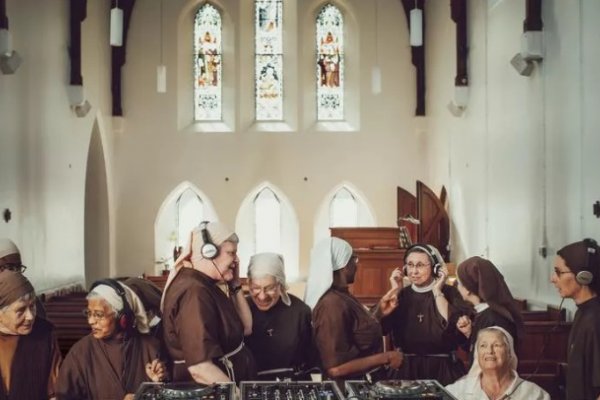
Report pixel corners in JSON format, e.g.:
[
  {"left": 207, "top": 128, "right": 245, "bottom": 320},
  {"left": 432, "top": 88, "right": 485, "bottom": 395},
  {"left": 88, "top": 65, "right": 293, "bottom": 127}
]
[{"left": 43, "top": 293, "right": 90, "bottom": 357}]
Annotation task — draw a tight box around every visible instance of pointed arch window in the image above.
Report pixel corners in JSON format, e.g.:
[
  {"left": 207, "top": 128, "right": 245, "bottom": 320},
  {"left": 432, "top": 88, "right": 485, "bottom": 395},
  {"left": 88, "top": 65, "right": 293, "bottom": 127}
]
[
  {"left": 254, "top": 187, "right": 281, "bottom": 252},
  {"left": 255, "top": 0, "right": 283, "bottom": 121},
  {"left": 176, "top": 189, "right": 205, "bottom": 246},
  {"left": 330, "top": 187, "right": 357, "bottom": 227},
  {"left": 194, "top": 3, "right": 222, "bottom": 121},
  {"left": 316, "top": 4, "right": 344, "bottom": 121}
]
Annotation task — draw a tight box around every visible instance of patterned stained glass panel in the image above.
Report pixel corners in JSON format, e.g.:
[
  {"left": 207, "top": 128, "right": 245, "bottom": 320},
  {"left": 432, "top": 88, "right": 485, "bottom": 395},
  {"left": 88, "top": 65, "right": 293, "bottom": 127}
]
[
  {"left": 194, "top": 4, "right": 222, "bottom": 121},
  {"left": 255, "top": 0, "right": 283, "bottom": 121},
  {"left": 316, "top": 4, "right": 344, "bottom": 121}
]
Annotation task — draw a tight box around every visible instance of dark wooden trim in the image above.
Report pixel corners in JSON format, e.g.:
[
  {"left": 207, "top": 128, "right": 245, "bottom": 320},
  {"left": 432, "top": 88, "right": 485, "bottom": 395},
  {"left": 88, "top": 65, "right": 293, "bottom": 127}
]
[
  {"left": 524, "top": 0, "right": 543, "bottom": 32},
  {"left": 450, "top": 0, "right": 468, "bottom": 87},
  {"left": 0, "top": 0, "right": 9, "bottom": 30},
  {"left": 69, "top": 0, "right": 87, "bottom": 86},
  {"left": 111, "top": 0, "right": 136, "bottom": 116},
  {"left": 401, "top": 0, "right": 426, "bottom": 116}
]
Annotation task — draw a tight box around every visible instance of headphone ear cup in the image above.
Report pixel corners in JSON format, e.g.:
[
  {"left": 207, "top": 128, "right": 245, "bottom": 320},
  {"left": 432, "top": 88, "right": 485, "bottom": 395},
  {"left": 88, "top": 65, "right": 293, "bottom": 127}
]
[
  {"left": 199, "top": 221, "right": 219, "bottom": 259},
  {"left": 201, "top": 242, "right": 219, "bottom": 259},
  {"left": 576, "top": 270, "right": 594, "bottom": 286}
]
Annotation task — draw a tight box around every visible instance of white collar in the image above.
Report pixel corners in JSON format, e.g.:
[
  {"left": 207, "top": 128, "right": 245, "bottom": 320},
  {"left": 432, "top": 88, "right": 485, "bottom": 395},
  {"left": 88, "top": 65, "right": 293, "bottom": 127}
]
[
  {"left": 466, "top": 371, "right": 522, "bottom": 397},
  {"left": 411, "top": 280, "right": 436, "bottom": 293},
  {"left": 475, "top": 302, "right": 490, "bottom": 313}
]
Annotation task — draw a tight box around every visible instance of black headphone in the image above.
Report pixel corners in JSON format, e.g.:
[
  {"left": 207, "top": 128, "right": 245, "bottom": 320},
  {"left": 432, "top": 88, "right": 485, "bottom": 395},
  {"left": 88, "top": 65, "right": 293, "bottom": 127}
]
[
  {"left": 89, "top": 278, "right": 134, "bottom": 332},
  {"left": 199, "top": 221, "right": 219, "bottom": 260},
  {"left": 403, "top": 244, "right": 443, "bottom": 277},
  {"left": 575, "top": 238, "right": 598, "bottom": 286}
]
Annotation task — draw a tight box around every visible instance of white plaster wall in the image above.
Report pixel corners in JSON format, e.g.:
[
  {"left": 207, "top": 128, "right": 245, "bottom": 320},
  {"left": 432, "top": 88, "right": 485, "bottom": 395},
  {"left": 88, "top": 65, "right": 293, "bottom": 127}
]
[
  {"left": 0, "top": 0, "right": 114, "bottom": 292},
  {"left": 425, "top": 0, "right": 600, "bottom": 311},
  {"left": 113, "top": 0, "right": 423, "bottom": 279},
  {"left": 2, "top": 0, "right": 598, "bottom": 309}
]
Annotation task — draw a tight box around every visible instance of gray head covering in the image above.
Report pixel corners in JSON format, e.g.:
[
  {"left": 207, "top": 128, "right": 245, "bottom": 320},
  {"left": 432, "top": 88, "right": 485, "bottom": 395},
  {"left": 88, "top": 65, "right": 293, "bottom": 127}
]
[
  {"left": 468, "top": 326, "right": 518, "bottom": 377},
  {"left": 88, "top": 281, "right": 150, "bottom": 334},
  {"left": 161, "top": 221, "right": 238, "bottom": 310},
  {"left": 248, "top": 252, "right": 291, "bottom": 306},
  {"left": 0, "top": 238, "right": 19, "bottom": 260},
  {"left": 304, "top": 237, "right": 353, "bottom": 309}
]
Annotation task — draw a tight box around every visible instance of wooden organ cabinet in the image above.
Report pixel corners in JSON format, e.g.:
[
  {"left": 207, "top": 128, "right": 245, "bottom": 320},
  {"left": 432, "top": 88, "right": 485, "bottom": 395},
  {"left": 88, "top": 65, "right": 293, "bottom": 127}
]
[{"left": 330, "top": 227, "right": 405, "bottom": 305}]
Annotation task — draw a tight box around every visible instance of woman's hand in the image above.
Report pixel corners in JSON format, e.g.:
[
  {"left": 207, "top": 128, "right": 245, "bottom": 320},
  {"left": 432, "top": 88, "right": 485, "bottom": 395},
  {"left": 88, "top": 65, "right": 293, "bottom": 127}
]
[
  {"left": 145, "top": 358, "right": 166, "bottom": 382},
  {"left": 456, "top": 315, "right": 472, "bottom": 338},
  {"left": 389, "top": 267, "right": 403, "bottom": 289},
  {"left": 377, "top": 287, "right": 400, "bottom": 318},
  {"left": 384, "top": 350, "right": 403, "bottom": 370}
]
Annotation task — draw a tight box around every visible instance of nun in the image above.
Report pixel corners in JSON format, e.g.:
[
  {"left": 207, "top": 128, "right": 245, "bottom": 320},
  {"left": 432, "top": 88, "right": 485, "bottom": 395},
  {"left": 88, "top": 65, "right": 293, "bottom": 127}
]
[
  {"left": 245, "top": 252, "right": 316, "bottom": 380},
  {"left": 0, "top": 269, "right": 62, "bottom": 399},
  {"left": 305, "top": 237, "right": 402, "bottom": 383}
]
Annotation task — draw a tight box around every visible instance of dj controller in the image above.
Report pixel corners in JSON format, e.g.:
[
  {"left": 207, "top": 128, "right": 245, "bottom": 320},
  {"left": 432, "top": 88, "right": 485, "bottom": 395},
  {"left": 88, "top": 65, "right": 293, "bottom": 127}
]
[
  {"left": 134, "top": 380, "right": 456, "bottom": 400},
  {"left": 345, "top": 380, "right": 458, "bottom": 400},
  {"left": 134, "top": 382, "right": 236, "bottom": 400},
  {"left": 241, "top": 381, "right": 344, "bottom": 400}
]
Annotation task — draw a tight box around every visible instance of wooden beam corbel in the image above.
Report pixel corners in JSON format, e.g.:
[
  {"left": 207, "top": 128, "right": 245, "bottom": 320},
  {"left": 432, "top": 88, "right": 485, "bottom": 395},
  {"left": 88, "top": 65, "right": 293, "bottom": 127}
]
[
  {"left": 69, "top": 0, "right": 87, "bottom": 86},
  {"left": 524, "top": 0, "right": 543, "bottom": 32},
  {"left": 450, "top": 0, "right": 467, "bottom": 87},
  {"left": 111, "top": 0, "right": 136, "bottom": 116},
  {"left": 401, "top": 0, "right": 426, "bottom": 116},
  {"left": 0, "top": 0, "right": 9, "bottom": 30}
]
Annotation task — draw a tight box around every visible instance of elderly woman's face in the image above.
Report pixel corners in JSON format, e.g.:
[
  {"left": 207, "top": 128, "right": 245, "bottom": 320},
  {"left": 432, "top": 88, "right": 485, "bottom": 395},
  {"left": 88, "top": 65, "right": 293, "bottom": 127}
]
[
  {"left": 0, "top": 294, "right": 36, "bottom": 335},
  {"left": 212, "top": 241, "right": 239, "bottom": 282},
  {"left": 477, "top": 330, "right": 510, "bottom": 372},
  {"left": 86, "top": 298, "right": 117, "bottom": 339},
  {"left": 405, "top": 252, "right": 434, "bottom": 287},
  {"left": 249, "top": 275, "right": 281, "bottom": 311}
]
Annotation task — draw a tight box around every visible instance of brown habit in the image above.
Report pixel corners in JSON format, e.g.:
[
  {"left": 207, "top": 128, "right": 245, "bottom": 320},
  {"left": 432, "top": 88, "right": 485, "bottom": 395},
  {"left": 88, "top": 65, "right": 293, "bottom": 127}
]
[
  {"left": 162, "top": 268, "right": 256, "bottom": 382},
  {"left": 56, "top": 333, "right": 160, "bottom": 399}
]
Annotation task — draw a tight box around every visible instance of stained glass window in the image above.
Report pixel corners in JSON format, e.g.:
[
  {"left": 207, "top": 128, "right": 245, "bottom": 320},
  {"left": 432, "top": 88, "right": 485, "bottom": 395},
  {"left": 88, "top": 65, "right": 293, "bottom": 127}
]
[
  {"left": 194, "top": 4, "right": 222, "bottom": 121},
  {"left": 255, "top": 0, "right": 283, "bottom": 121},
  {"left": 254, "top": 187, "right": 281, "bottom": 252},
  {"left": 316, "top": 4, "right": 344, "bottom": 120}
]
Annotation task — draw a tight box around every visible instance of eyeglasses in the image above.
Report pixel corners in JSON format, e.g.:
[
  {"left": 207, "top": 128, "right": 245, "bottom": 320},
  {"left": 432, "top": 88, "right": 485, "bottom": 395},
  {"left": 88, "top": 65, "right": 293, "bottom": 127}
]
[
  {"left": 82, "top": 309, "right": 113, "bottom": 321},
  {"left": 249, "top": 284, "right": 280, "bottom": 296},
  {"left": 553, "top": 267, "right": 574, "bottom": 277},
  {"left": 0, "top": 263, "right": 27, "bottom": 273},
  {"left": 405, "top": 262, "right": 431, "bottom": 271}
]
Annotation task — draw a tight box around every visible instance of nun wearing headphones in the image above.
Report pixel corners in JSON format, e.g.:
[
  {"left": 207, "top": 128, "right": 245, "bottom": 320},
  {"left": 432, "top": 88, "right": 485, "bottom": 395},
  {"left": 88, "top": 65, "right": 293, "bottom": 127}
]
[
  {"left": 56, "top": 279, "right": 166, "bottom": 400},
  {"left": 160, "top": 221, "right": 256, "bottom": 385},
  {"left": 551, "top": 238, "right": 600, "bottom": 400},
  {"left": 379, "top": 243, "right": 470, "bottom": 385},
  {"left": 306, "top": 237, "right": 403, "bottom": 385}
]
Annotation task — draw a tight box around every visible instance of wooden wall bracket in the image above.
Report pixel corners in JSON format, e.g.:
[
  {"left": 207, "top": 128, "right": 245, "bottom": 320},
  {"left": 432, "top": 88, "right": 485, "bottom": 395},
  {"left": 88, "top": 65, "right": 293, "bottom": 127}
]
[
  {"left": 450, "top": 0, "right": 468, "bottom": 87},
  {"left": 401, "top": 0, "right": 426, "bottom": 116},
  {"left": 111, "top": 0, "right": 136, "bottom": 116},
  {"left": 69, "top": 0, "right": 87, "bottom": 86}
]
